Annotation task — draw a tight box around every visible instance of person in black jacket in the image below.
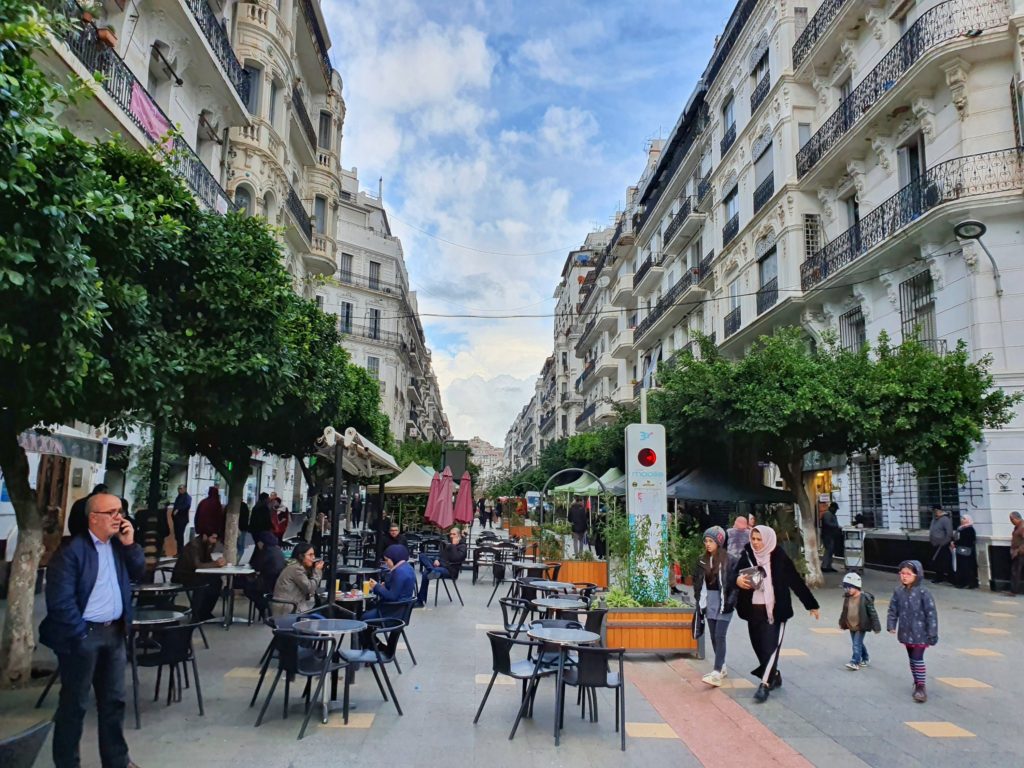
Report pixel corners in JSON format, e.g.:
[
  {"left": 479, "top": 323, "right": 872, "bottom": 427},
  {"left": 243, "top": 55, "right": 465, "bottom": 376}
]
[
  {"left": 694, "top": 526, "right": 737, "bottom": 686},
  {"left": 734, "top": 525, "right": 820, "bottom": 702},
  {"left": 416, "top": 527, "right": 467, "bottom": 605},
  {"left": 951, "top": 514, "right": 978, "bottom": 589}
]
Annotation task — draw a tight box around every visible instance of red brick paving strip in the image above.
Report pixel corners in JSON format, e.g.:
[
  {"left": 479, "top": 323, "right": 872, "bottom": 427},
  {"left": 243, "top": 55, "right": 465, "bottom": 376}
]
[{"left": 626, "top": 657, "right": 814, "bottom": 768}]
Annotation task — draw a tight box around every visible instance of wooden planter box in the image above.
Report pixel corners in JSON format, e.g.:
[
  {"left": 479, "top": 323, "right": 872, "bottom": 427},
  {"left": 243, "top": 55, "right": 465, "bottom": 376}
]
[
  {"left": 508, "top": 525, "right": 532, "bottom": 539},
  {"left": 555, "top": 559, "right": 609, "bottom": 588},
  {"left": 605, "top": 606, "right": 701, "bottom": 655}
]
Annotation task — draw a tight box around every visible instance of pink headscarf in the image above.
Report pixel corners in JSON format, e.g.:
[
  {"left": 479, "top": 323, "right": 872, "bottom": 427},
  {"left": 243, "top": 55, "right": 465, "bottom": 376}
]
[{"left": 752, "top": 525, "right": 778, "bottom": 623}]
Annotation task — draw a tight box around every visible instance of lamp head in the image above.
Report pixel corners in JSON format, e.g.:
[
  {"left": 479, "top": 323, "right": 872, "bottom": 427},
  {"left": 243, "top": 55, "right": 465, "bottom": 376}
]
[{"left": 954, "top": 219, "right": 986, "bottom": 240}]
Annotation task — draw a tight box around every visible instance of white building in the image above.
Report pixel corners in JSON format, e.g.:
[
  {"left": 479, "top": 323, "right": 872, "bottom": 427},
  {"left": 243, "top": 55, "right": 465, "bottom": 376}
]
[{"left": 467, "top": 436, "right": 504, "bottom": 491}]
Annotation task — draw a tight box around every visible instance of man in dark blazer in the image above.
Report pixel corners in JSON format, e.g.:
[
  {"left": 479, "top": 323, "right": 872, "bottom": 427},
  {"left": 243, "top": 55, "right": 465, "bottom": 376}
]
[{"left": 40, "top": 492, "right": 145, "bottom": 768}]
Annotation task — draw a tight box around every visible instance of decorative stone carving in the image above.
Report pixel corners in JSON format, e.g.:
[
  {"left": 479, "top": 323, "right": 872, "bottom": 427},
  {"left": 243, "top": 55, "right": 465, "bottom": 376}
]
[
  {"left": 943, "top": 58, "right": 971, "bottom": 120},
  {"left": 840, "top": 36, "right": 858, "bottom": 75},
  {"left": 817, "top": 186, "right": 837, "bottom": 222},
  {"left": 865, "top": 7, "right": 887, "bottom": 42},
  {"left": 801, "top": 307, "right": 834, "bottom": 344},
  {"left": 752, "top": 127, "right": 773, "bottom": 160},
  {"left": 811, "top": 70, "right": 830, "bottom": 104},
  {"left": 878, "top": 269, "right": 903, "bottom": 308},
  {"left": 870, "top": 134, "right": 893, "bottom": 175},
  {"left": 846, "top": 159, "right": 866, "bottom": 197},
  {"left": 851, "top": 283, "right": 873, "bottom": 322},
  {"left": 724, "top": 256, "right": 739, "bottom": 274},
  {"left": 722, "top": 169, "right": 739, "bottom": 196},
  {"left": 755, "top": 229, "right": 777, "bottom": 258},
  {"left": 748, "top": 32, "right": 770, "bottom": 71},
  {"left": 912, "top": 96, "right": 936, "bottom": 141}
]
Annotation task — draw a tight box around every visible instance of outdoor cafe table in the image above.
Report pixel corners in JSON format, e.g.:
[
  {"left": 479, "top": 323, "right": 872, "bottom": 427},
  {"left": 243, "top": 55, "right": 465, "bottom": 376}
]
[
  {"left": 525, "top": 627, "right": 601, "bottom": 746},
  {"left": 129, "top": 609, "right": 185, "bottom": 729},
  {"left": 335, "top": 565, "right": 383, "bottom": 588},
  {"left": 195, "top": 565, "right": 254, "bottom": 629},
  {"left": 320, "top": 589, "right": 379, "bottom": 618},
  {"left": 510, "top": 560, "right": 546, "bottom": 576},
  {"left": 530, "top": 579, "right": 575, "bottom": 594},
  {"left": 294, "top": 618, "right": 368, "bottom": 725},
  {"left": 131, "top": 582, "right": 184, "bottom": 595},
  {"left": 531, "top": 597, "right": 586, "bottom": 617}
]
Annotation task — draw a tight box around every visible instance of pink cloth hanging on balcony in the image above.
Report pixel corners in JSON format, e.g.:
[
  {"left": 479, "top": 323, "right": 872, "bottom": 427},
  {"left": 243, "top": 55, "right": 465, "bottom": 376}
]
[{"left": 130, "top": 80, "right": 172, "bottom": 149}]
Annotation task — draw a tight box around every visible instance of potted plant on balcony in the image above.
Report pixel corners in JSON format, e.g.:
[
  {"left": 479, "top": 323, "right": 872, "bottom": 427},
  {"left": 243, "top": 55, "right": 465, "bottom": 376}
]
[
  {"left": 96, "top": 24, "right": 118, "bottom": 48},
  {"left": 79, "top": 0, "right": 102, "bottom": 24}
]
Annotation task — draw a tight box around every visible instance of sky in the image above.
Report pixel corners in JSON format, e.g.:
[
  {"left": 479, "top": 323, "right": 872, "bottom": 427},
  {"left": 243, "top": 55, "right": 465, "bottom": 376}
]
[{"left": 322, "top": 0, "right": 735, "bottom": 447}]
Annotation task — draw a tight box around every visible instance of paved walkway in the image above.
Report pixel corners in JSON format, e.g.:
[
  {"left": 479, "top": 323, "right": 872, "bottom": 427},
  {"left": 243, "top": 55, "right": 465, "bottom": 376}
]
[{"left": 0, "top": 537, "right": 1019, "bottom": 766}]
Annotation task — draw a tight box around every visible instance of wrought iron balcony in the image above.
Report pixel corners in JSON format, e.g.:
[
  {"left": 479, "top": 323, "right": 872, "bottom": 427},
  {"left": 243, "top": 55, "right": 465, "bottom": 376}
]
[
  {"left": 792, "top": 0, "right": 851, "bottom": 70},
  {"left": 291, "top": 85, "right": 317, "bottom": 148},
  {"left": 343, "top": 323, "right": 400, "bottom": 347},
  {"left": 796, "top": 0, "right": 1007, "bottom": 178},
  {"left": 800, "top": 148, "right": 1024, "bottom": 291},
  {"left": 575, "top": 359, "right": 596, "bottom": 392},
  {"left": 633, "top": 256, "right": 654, "bottom": 289},
  {"left": 633, "top": 380, "right": 642, "bottom": 399},
  {"left": 664, "top": 196, "right": 694, "bottom": 245},
  {"left": 575, "top": 402, "right": 597, "bottom": 428},
  {"left": 697, "top": 172, "right": 712, "bottom": 202},
  {"left": 750, "top": 70, "right": 770, "bottom": 113},
  {"left": 698, "top": 251, "right": 714, "bottom": 282},
  {"left": 184, "top": 0, "right": 249, "bottom": 104},
  {"left": 756, "top": 277, "right": 778, "bottom": 315},
  {"left": 634, "top": 268, "right": 698, "bottom": 340},
  {"left": 539, "top": 410, "right": 556, "bottom": 434},
  {"left": 753, "top": 172, "right": 775, "bottom": 214},
  {"left": 575, "top": 317, "right": 597, "bottom": 352},
  {"left": 720, "top": 123, "right": 736, "bottom": 156},
  {"left": 299, "top": 0, "right": 332, "bottom": 82},
  {"left": 286, "top": 186, "right": 313, "bottom": 243},
  {"left": 60, "top": 12, "right": 233, "bottom": 213},
  {"left": 722, "top": 213, "right": 739, "bottom": 248},
  {"left": 724, "top": 306, "right": 742, "bottom": 338}
]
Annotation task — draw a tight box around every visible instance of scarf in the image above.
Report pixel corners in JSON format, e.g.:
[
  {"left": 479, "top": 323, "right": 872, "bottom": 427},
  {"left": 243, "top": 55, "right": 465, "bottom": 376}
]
[{"left": 752, "top": 524, "right": 778, "bottom": 623}]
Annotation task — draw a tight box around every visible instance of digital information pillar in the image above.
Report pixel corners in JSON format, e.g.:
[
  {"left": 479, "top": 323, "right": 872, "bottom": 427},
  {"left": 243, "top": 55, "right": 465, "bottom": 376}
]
[{"left": 624, "top": 424, "right": 668, "bottom": 599}]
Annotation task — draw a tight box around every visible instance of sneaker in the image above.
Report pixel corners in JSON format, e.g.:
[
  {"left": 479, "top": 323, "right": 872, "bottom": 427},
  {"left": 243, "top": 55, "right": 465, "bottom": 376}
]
[
  {"left": 720, "top": 665, "right": 728, "bottom": 678},
  {"left": 702, "top": 671, "right": 723, "bottom": 687},
  {"left": 859, "top": 660, "right": 870, "bottom": 669},
  {"left": 845, "top": 662, "right": 860, "bottom": 671},
  {"left": 913, "top": 684, "right": 927, "bottom": 703}
]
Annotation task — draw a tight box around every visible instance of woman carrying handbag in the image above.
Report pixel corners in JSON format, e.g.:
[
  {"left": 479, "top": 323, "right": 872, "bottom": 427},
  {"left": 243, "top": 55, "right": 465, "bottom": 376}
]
[{"left": 694, "top": 526, "right": 738, "bottom": 686}]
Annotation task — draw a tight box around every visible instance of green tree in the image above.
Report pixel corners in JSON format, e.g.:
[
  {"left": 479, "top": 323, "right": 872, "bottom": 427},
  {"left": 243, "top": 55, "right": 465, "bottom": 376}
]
[{"left": 651, "top": 328, "right": 1018, "bottom": 586}]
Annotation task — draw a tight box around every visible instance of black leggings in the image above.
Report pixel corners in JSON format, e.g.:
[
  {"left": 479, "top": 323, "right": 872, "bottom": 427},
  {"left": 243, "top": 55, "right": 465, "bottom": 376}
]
[{"left": 746, "top": 606, "right": 786, "bottom": 685}]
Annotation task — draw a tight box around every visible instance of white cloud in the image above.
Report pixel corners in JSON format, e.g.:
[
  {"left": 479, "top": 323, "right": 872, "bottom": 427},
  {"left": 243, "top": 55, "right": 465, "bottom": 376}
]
[
  {"left": 442, "top": 374, "right": 537, "bottom": 448},
  {"left": 539, "top": 106, "right": 599, "bottom": 153}
]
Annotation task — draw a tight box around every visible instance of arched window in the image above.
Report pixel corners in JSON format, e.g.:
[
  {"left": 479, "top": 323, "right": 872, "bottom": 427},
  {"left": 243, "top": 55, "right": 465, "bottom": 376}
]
[{"left": 234, "top": 185, "right": 253, "bottom": 216}]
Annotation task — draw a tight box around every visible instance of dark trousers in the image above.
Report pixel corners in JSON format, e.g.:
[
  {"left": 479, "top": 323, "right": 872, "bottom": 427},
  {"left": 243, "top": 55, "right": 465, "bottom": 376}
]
[
  {"left": 1011, "top": 554, "right": 1023, "bottom": 594},
  {"left": 417, "top": 553, "right": 448, "bottom": 603},
  {"left": 173, "top": 512, "right": 188, "bottom": 554},
  {"left": 931, "top": 545, "right": 952, "bottom": 582},
  {"left": 821, "top": 528, "right": 838, "bottom": 570},
  {"left": 953, "top": 552, "right": 978, "bottom": 588},
  {"left": 54, "top": 623, "right": 130, "bottom": 768},
  {"left": 706, "top": 616, "right": 730, "bottom": 672},
  {"left": 746, "top": 607, "right": 785, "bottom": 685},
  {"left": 188, "top": 579, "right": 222, "bottom": 621}
]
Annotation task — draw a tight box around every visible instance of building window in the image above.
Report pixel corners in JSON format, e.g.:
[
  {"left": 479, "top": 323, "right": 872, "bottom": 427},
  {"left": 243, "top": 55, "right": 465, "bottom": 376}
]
[
  {"left": 369, "top": 308, "right": 381, "bottom": 339},
  {"left": 339, "top": 301, "right": 353, "bottom": 333},
  {"left": 242, "top": 63, "right": 261, "bottom": 114},
  {"left": 268, "top": 80, "right": 280, "bottom": 127},
  {"left": 899, "top": 270, "right": 936, "bottom": 343},
  {"left": 897, "top": 132, "right": 926, "bottom": 188},
  {"left": 366, "top": 356, "right": 380, "bottom": 379},
  {"left": 234, "top": 186, "right": 252, "bottom": 216},
  {"left": 369, "top": 261, "right": 381, "bottom": 290},
  {"left": 798, "top": 122, "right": 811, "bottom": 148},
  {"left": 803, "top": 214, "right": 821, "bottom": 259},
  {"left": 339, "top": 253, "right": 353, "bottom": 282},
  {"left": 794, "top": 6, "right": 808, "bottom": 38},
  {"left": 314, "top": 195, "right": 327, "bottom": 234},
  {"left": 315, "top": 294, "right": 324, "bottom": 310},
  {"left": 838, "top": 76, "right": 852, "bottom": 103},
  {"left": 751, "top": 50, "right": 769, "bottom": 84},
  {"left": 839, "top": 306, "right": 866, "bottom": 352},
  {"left": 915, "top": 466, "right": 961, "bottom": 529},
  {"left": 722, "top": 93, "right": 735, "bottom": 131},
  {"left": 318, "top": 111, "right": 332, "bottom": 150},
  {"left": 728, "top": 279, "right": 740, "bottom": 312},
  {"left": 723, "top": 187, "right": 738, "bottom": 220}
]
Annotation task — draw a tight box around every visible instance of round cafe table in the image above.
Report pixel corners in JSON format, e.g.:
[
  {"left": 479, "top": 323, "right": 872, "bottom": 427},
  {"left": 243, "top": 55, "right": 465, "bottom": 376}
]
[
  {"left": 525, "top": 626, "right": 601, "bottom": 746},
  {"left": 195, "top": 565, "right": 254, "bottom": 629},
  {"left": 294, "top": 618, "right": 368, "bottom": 724},
  {"left": 510, "top": 560, "right": 546, "bottom": 576},
  {"left": 531, "top": 597, "right": 586, "bottom": 617},
  {"left": 530, "top": 579, "right": 574, "bottom": 594},
  {"left": 132, "top": 609, "right": 185, "bottom": 626}
]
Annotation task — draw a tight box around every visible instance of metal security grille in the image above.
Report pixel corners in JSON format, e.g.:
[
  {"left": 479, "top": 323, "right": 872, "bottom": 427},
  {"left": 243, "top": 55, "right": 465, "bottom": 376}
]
[
  {"left": 803, "top": 214, "right": 821, "bottom": 260},
  {"left": 899, "top": 270, "right": 935, "bottom": 342},
  {"left": 889, "top": 463, "right": 973, "bottom": 529},
  {"left": 839, "top": 306, "right": 866, "bottom": 352},
  {"left": 848, "top": 457, "right": 884, "bottom": 527}
]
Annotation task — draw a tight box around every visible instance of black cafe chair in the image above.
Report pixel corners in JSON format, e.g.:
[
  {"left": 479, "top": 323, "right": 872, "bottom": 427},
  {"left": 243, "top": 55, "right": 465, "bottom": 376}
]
[
  {"left": 133, "top": 622, "right": 206, "bottom": 717},
  {"left": 558, "top": 646, "right": 628, "bottom": 751},
  {"left": 0, "top": 720, "right": 52, "bottom": 768},
  {"left": 474, "top": 631, "right": 556, "bottom": 740},
  {"left": 339, "top": 618, "right": 405, "bottom": 718}
]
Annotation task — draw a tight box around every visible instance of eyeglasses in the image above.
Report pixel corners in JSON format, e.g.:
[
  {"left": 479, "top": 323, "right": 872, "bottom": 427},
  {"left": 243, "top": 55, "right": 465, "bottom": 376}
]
[{"left": 90, "top": 509, "right": 123, "bottom": 517}]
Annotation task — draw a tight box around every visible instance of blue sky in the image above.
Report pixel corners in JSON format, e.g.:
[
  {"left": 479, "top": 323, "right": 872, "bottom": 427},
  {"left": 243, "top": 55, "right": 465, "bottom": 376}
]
[{"left": 322, "top": 0, "right": 735, "bottom": 446}]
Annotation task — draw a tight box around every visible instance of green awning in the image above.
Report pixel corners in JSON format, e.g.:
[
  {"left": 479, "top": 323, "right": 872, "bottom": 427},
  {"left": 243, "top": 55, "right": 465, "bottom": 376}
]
[
  {"left": 576, "top": 468, "right": 624, "bottom": 495},
  {"left": 552, "top": 474, "right": 594, "bottom": 493}
]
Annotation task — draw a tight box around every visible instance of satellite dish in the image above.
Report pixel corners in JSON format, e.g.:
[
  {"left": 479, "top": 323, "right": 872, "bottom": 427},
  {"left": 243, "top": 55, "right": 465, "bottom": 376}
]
[{"left": 597, "top": 275, "right": 611, "bottom": 289}]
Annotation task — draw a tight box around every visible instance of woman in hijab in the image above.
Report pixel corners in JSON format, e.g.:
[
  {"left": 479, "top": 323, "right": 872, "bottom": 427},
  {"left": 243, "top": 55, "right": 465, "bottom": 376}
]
[
  {"left": 952, "top": 514, "right": 978, "bottom": 589},
  {"left": 695, "top": 526, "right": 738, "bottom": 686},
  {"left": 734, "top": 525, "right": 820, "bottom": 702}
]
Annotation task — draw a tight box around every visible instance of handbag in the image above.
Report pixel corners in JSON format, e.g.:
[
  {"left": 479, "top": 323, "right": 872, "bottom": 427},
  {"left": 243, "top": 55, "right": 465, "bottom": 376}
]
[
  {"left": 691, "top": 606, "right": 705, "bottom": 639},
  {"left": 955, "top": 545, "right": 972, "bottom": 558}
]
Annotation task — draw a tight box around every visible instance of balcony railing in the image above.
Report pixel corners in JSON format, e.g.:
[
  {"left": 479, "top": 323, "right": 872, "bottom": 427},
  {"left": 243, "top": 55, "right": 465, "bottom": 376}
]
[
  {"left": 539, "top": 411, "right": 556, "bottom": 434},
  {"left": 750, "top": 70, "right": 771, "bottom": 113},
  {"left": 903, "top": 338, "right": 949, "bottom": 356},
  {"left": 633, "top": 380, "right": 642, "bottom": 399},
  {"left": 299, "top": 0, "right": 332, "bottom": 82},
  {"left": 720, "top": 123, "right": 736, "bottom": 156},
  {"left": 291, "top": 85, "right": 317, "bottom": 148},
  {"left": 697, "top": 172, "right": 712, "bottom": 202},
  {"left": 184, "top": 0, "right": 249, "bottom": 104},
  {"left": 342, "top": 323, "right": 401, "bottom": 347},
  {"left": 337, "top": 270, "right": 407, "bottom": 296},
  {"left": 756, "top": 277, "right": 779, "bottom": 315},
  {"left": 753, "top": 172, "right": 775, "bottom": 214},
  {"left": 635, "top": 268, "right": 698, "bottom": 340},
  {"left": 724, "top": 306, "right": 742, "bottom": 338},
  {"left": 796, "top": 0, "right": 1007, "bottom": 178},
  {"left": 575, "top": 359, "right": 596, "bottom": 392},
  {"left": 800, "top": 148, "right": 1024, "bottom": 291},
  {"left": 698, "top": 250, "right": 714, "bottom": 282},
  {"left": 61, "top": 12, "right": 233, "bottom": 213},
  {"left": 575, "top": 402, "right": 597, "bottom": 428},
  {"left": 792, "top": 0, "right": 851, "bottom": 70},
  {"left": 664, "top": 196, "right": 695, "bottom": 245},
  {"left": 722, "top": 213, "right": 739, "bottom": 247},
  {"left": 286, "top": 186, "right": 313, "bottom": 242},
  {"left": 633, "top": 256, "right": 654, "bottom": 289}
]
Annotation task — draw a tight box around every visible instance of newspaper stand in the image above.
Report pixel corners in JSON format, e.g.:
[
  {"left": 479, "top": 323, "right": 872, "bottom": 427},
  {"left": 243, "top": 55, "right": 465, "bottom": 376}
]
[{"left": 842, "top": 526, "right": 866, "bottom": 573}]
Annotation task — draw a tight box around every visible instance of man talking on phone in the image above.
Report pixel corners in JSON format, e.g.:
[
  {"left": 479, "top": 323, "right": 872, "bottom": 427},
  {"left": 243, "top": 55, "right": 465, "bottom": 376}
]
[{"left": 40, "top": 493, "right": 145, "bottom": 768}]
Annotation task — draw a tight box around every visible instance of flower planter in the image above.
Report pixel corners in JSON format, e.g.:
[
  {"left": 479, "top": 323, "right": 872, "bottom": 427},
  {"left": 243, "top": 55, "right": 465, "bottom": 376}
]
[
  {"left": 509, "top": 525, "right": 532, "bottom": 540},
  {"left": 97, "top": 27, "right": 118, "bottom": 48},
  {"left": 555, "top": 559, "right": 609, "bottom": 588},
  {"left": 605, "top": 606, "right": 702, "bottom": 655},
  {"left": 501, "top": 518, "right": 509, "bottom": 530}
]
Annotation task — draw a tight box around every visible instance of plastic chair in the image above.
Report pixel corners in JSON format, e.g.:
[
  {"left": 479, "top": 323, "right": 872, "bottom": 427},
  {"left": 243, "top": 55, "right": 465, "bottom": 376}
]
[
  {"left": 544, "top": 562, "right": 562, "bottom": 582},
  {"left": 472, "top": 546, "right": 498, "bottom": 584},
  {"left": 0, "top": 720, "right": 52, "bottom": 768},
  {"left": 475, "top": 630, "right": 556, "bottom": 739},
  {"left": 486, "top": 546, "right": 518, "bottom": 606},
  {"left": 373, "top": 598, "right": 418, "bottom": 669},
  {"left": 558, "top": 646, "right": 627, "bottom": 751},
  {"left": 431, "top": 565, "right": 464, "bottom": 607},
  {"left": 254, "top": 628, "right": 346, "bottom": 739},
  {"left": 339, "top": 618, "right": 405, "bottom": 717},
  {"left": 498, "top": 597, "right": 533, "bottom": 638},
  {"left": 132, "top": 622, "right": 205, "bottom": 722},
  {"left": 249, "top": 608, "right": 334, "bottom": 707}
]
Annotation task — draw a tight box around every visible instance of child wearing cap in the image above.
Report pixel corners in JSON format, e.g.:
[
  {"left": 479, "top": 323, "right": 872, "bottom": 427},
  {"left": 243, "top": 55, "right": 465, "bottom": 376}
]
[{"left": 838, "top": 572, "right": 880, "bottom": 670}]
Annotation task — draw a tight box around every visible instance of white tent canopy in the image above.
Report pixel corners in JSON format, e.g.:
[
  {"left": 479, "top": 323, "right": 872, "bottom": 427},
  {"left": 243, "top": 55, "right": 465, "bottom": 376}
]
[
  {"left": 384, "top": 462, "right": 434, "bottom": 495},
  {"left": 313, "top": 426, "right": 400, "bottom": 477}
]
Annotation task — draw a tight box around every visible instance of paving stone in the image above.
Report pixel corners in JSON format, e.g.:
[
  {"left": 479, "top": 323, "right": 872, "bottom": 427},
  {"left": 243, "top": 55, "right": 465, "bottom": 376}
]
[{"left": 905, "top": 721, "right": 976, "bottom": 738}]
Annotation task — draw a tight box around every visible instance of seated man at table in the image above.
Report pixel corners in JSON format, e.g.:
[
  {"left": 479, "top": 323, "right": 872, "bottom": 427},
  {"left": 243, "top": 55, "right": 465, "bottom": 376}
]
[
  {"left": 172, "top": 531, "right": 225, "bottom": 621},
  {"left": 363, "top": 545, "right": 417, "bottom": 619},
  {"left": 416, "top": 528, "right": 467, "bottom": 606},
  {"left": 271, "top": 542, "right": 323, "bottom": 616},
  {"left": 381, "top": 522, "right": 408, "bottom": 551}
]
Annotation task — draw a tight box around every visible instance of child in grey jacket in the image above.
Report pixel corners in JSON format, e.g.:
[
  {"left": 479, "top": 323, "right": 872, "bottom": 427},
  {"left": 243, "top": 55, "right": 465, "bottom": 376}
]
[{"left": 887, "top": 560, "right": 939, "bottom": 702}]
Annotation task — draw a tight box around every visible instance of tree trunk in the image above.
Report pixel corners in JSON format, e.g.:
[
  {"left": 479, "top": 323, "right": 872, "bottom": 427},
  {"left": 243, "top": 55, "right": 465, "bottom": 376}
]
[
  {"left": 206, "top": 451, "right": 249, "bottom": 566},
  {"left": 142, "top": 425, "right": 164, "bottom": 572},
  {"left": 298, "top": 458, "right": 317, "bottom": 541},
  {"left": 0, "top": 432, "right": 44, "bottom": 688},
  {"left": 779, "top": 457, "right": 823, "bottom": 588}
]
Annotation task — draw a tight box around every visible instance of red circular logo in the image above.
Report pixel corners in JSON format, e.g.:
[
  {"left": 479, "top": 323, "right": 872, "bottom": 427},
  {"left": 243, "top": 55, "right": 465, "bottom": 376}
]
[{"left": 637, "top": 448, "right": 657, "bottom": 467}]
